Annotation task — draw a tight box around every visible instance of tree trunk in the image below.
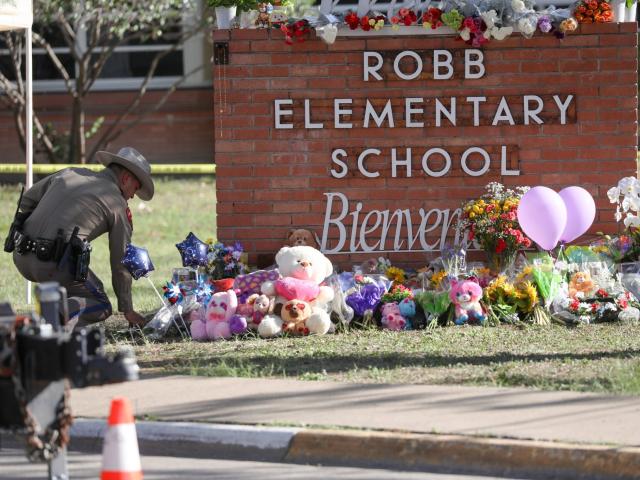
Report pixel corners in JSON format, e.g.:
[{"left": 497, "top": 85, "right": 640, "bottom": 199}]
[{"left": 68, "top": 95, "right": 86, "bottom": 164}]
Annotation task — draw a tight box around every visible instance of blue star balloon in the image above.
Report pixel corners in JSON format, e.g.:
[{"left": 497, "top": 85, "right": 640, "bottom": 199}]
[
  {"left": 176, "top": 232, "right": 209, "bottom": 268},
  {"left": 122, "top": 243, "right": 154, "bottom": 280}
]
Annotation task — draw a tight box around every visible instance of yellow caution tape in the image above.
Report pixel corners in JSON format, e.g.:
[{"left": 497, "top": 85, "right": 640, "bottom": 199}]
[{"left": 0, "top": 163, "right": 216, "bottom": 175}]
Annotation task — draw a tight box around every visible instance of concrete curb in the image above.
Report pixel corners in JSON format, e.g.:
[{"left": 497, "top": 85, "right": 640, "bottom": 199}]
[
  {"left": 70, "top": 419, "right": 299, "bottom": 462},
  {"left": 66, "top": 419, "right": 640, "bottom": 480}
]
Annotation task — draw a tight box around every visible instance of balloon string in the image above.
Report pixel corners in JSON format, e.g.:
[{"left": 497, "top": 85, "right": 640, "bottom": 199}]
[{"left": 146, "top": 276, "right": 168, "bottom": 308}]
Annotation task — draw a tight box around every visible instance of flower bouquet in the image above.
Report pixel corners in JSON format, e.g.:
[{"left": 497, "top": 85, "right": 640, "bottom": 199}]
[
  {"left": 205, "top": 241, "right": 248, "bottom": 290},
  {"left": 415, "top": 290, "right": 451, "bottom": 328},
  {"left": 459, "top": 182, "right": 532, "bottom": 275},
  {"left": 522, "top": 254, "right": 563, "bottom": 325},
  {"left": 483, "top": 275, "right": 537, "bottom": 325}
]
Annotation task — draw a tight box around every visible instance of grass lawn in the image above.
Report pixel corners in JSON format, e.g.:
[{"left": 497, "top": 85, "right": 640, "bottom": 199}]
[
  {"left": 2, "top": 178, "right": 640, "bottom": 395},
  {"left": 0, "top": 176, "right": 216, "bottom": 316},
  {"left": 117, "top": 323, "right": 640, "bottom": 395}
]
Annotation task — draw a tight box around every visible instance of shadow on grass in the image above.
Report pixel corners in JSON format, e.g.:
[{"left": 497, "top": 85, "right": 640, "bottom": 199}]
[{"left": 137, "top": 348, "right": 640, "bottom": 378}]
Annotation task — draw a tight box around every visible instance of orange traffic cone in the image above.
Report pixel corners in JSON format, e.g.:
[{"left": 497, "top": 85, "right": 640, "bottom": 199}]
[{"left": 100, "top": 397, "right": 143, "bottom": 480}]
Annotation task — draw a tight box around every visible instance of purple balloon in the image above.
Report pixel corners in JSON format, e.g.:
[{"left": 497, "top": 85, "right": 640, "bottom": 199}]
[
  {"left": 558, "top": 186, "right": 596, "bottom": 244},
  {"left": 517, "top": 186, "right": 567, "bottom": 251}
]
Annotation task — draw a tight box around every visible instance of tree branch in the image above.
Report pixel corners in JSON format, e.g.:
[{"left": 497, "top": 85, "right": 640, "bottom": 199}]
[
  {"left": 31, "top": 31, "right": 76, "bottom": 95},
  {"left": 89, "top": 63, "right": 204, "bottom": 159}
]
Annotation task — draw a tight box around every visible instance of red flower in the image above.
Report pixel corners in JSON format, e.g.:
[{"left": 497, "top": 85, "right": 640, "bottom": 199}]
[
  {"left": 495, "top": 238, "right": 507, "bottom": 253},
  {"left": 345, "top": 11, "right": 360, "bottom": 29},
  {"left": 360, "top": 16, "right": 371, "bottom": 31}
]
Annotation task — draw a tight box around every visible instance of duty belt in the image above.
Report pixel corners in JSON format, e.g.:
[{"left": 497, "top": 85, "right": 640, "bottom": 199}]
[{"left": 15, "top": 232, "right": 66, "bottom": 263}]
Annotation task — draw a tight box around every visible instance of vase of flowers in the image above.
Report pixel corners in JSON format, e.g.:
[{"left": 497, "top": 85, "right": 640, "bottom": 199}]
[
  {"left": 459, "top": 182, "right": 532, "bottom": 275},
  {"left": 205, "top": 241, "right": 248, "bottom": 291}
]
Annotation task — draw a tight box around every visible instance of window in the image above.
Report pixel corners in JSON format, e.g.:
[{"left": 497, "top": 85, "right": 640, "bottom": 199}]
[{"left": 0, "top": 0, "right": 210, "bottom": 92}]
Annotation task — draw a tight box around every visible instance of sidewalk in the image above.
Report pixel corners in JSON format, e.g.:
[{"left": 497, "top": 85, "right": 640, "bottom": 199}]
[{"left": 68, "top": 376, "right": 640, "bottom": 479}]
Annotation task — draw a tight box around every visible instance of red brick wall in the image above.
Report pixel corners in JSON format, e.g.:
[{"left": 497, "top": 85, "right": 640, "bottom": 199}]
[
  {"left": 213, "top": 24, "right": 638, "bottom": 268},
  {"left": 0, "top": 87, "right": 214, "bottom": 164}
]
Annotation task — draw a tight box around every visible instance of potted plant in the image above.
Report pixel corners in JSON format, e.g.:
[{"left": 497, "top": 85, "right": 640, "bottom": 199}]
[{"left": 208, "top": 0, "right": 256, "bottom": 29}]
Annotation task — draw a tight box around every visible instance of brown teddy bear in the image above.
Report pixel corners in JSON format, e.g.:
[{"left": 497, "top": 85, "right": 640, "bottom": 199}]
[
  {"left": 281, "top": 299, "right": 311, "bottom": 336},
  {"left": 286, "top": 228, "right": 319, "bottom": 249},
  {"left": 568, "top": 271, "right": 595, "bottom": 299}
]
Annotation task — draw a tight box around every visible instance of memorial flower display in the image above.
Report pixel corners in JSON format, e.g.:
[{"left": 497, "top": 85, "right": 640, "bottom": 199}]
[{"left": 459, "top": 182, "right": 532, "bottom": 273}]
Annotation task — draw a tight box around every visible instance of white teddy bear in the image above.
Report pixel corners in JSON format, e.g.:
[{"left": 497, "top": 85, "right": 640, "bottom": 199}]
[{"left": 258, "top": 245, "right": 334, "bottom": 337}]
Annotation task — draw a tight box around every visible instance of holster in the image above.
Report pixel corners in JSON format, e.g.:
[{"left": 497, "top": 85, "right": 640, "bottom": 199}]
[{"left": 71, "top": 237, "right": 92, "bottom": 282}]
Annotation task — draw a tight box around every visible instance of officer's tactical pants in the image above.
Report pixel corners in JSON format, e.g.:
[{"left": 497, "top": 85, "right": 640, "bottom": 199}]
[{"left": 13, "top": 252, "right": 112, "bottom": 328}]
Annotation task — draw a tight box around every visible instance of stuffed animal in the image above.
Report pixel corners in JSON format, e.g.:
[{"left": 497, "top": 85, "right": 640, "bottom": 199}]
[
  {"left": 281, "top": 300, "right": 311, "bottom": 335},
  {"left": 259, "top": 245, "right": 334, "bottom": 337},
  {"left": 568, "top": 271, "right": 595, "bottom": 299},
  {"left": 229, "top": 314, "right": 248, "bottom": 335},
  {"left": 381, "top": 302, "right": 406, "bottom": 331},
  {"left": 191, "top": 289, "right": 238, "bottom": 340},
  {"left": 243, "top": 293, "right": 273, "bottom": 330},
  {"left": 398, "top": 297, "right": 416, "bottom": 330},
  {"left": 255, "top": 2, "right": 272, "bottom": 28},
  {"left": 286, "top": 228, "right": 320, "bottom": 249},
  {"left": 449, "top": 279, "right": 485, "bottom": 325}
]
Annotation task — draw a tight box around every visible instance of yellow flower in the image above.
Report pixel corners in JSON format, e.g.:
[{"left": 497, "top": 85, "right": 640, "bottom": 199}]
[
  {"left": 386, "top": 266, "right": 406, "bottom": 283},
  {"left": 430, "top": 270, "right": 447, "bottom": 289}
]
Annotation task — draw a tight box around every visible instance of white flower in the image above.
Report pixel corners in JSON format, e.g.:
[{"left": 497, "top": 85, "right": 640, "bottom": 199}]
[
  {"left": 607, "top": 186, "right": 621, "bottom": 203},
  {"left": 492, "top": 26, "right": 513, "bottom": 41},
  {"left": 517, "top": 17, "right": 536, "bottom": 35},
  {"left": 511, "top": 0, "right": 526, "bottom": 12},
  {"left": 481, "top": 10, "right": 498, "bottom": 29},
  {"left": 459, "top": 28, "right": 471, "bottom": 41},
  {"left": 624, "top": 213, "right": 640, "bottom": 228}
]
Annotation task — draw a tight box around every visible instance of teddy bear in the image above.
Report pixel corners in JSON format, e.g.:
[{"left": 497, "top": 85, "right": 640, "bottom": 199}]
[
  {"left": 381, "top": 302, "right": 406, "bottom": 331},
  {"left": 258, "top": 245, "right": 334, "bottom": 337},
  {"left": 568, "top": 271, "right": 595, "bottom": 299},
  {"left": 191, "top": 289, "right": 238, "bottom": 340},
  {"left": 398, "top": 297, "right": 416, "bottom": 330},
  {"left": 449, "top": 279, "right": 486, "bottom": 326},
  {"left": 255, "top": 2, "right": 272, "bottom": 28},
  {"left": 242, "top": 293, "right": 273, "bottom": 330},
  {"left": 281, "top": 299, "right": 311, "bottom": 336},
  {"left": 286, "top": 228, "right": 320, "bottom": 249}
]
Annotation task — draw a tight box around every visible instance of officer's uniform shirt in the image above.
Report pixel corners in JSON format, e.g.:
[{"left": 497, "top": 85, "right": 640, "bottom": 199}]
[{"left": 19, "top": 167, "right": 133, "bottom": 312}]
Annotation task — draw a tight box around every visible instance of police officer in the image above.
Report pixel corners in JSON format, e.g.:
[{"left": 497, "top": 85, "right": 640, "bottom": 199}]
[{"left": 10, "top": 147, "right": 154, "bottom": 329}]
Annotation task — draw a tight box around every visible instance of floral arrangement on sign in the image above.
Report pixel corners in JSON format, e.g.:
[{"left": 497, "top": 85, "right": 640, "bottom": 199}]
[
  {"left": 573, "top": 0, "right": 614, "bottom": 23},
  {"left": 458, "top": 182, "right": 532, "bottom": 274},
  {"left": 311, "top": 0, "right": 580, "bottom": 46}
]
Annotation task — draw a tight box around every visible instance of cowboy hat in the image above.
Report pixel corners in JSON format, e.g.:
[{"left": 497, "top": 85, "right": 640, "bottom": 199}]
[{"left": 97, "top": 147, "right": 154, "bottom": 201}]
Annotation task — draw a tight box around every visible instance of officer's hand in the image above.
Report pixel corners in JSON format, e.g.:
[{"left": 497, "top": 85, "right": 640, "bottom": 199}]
[{"left": 124, "top": 310, "right": 146, "bottom": 327}]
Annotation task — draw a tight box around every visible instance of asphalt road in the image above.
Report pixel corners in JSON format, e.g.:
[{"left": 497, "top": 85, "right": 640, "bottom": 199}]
[{"left": 0, "top": 449, "right": 522, "bottom": 480}]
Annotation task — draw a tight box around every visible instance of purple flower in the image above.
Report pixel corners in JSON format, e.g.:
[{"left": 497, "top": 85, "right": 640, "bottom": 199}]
[
  {"left": 346, "top": 284, "right": 385, "bottom": 316},
  {"left": 538, "top": 16, "right": 552, "bottom": 33}
]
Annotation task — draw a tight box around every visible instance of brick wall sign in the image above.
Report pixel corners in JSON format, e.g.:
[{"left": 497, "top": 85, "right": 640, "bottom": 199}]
[{"left": 213, "top": 24, "right": 638, "bottom": 268}]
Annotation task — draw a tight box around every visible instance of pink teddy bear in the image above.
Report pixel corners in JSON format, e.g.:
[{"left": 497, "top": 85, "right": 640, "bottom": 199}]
[
  {"left": 381, "top": 302, "right": 406, "bottom": 331},
  {"left": 449, "top": 279, "right": 486, "bottom": 326},
  {"left": 191, "top": 289, "right": 238, "bottom": 340}
]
